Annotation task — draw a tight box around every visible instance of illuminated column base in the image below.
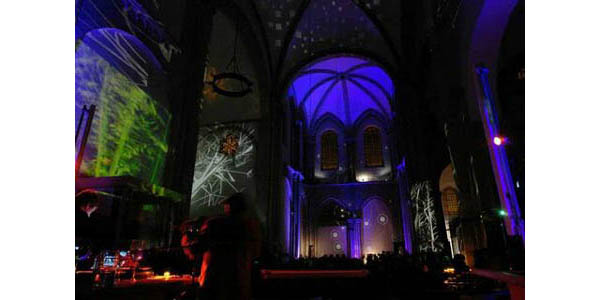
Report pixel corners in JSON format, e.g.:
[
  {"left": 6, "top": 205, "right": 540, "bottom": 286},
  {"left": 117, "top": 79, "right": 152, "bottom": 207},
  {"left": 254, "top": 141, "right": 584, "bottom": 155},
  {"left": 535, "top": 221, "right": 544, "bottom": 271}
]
[{"left": 346, "top": 218, "right": 362, "bottom": 259}]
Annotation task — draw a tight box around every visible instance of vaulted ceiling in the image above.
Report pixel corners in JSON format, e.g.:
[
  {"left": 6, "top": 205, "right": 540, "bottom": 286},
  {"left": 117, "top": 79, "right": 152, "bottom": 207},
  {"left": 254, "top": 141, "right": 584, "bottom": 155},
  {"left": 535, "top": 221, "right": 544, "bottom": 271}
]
[
  {"left": 77, "top": 0, "right": 410, "bottom": 85},
  {"left": 288, "top": 55, "right": 393, "bottom": 129},
  {"left": 238, "top": 0, "right": 404, "bottom": 81}
]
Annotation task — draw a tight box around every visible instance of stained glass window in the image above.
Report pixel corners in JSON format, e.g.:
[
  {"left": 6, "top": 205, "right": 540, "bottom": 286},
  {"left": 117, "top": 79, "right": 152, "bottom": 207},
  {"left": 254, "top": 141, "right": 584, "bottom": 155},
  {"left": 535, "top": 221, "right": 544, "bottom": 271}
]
[
  {"left": 321, "top": 130, "right": 338, "bottom": 170},
  {"left": 364, "top": 126, "right": 383, "bottom": 167}
]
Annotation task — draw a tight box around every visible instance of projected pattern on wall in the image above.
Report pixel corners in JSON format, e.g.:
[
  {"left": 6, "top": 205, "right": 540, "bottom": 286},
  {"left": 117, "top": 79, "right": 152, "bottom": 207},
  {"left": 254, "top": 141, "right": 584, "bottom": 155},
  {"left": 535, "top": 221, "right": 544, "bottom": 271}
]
[
  {"left": 410, "top": 181, "right": 444, "bottom": 252},
  {"left": 76, "top": 0, "right": 180, "bottom": 62},
  {"left": 362, "top": 198, "right": 393, "bottom": 254},
  {"left": 191, "top": 123, "right": 256, "bottom": 215},
  {"left": 317, "top": 226, "right": 347, "bottom": 257},
  {"left": 76, "top": 42, "right": 170, "bottom": 184}
]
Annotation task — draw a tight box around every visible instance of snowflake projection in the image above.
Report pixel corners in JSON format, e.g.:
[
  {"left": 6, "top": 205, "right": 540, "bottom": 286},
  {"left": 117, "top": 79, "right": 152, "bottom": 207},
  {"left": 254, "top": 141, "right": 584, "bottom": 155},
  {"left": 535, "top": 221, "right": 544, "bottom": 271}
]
[
  {"left": 220, "top": 134, "right": 239, "bottom": 156},
  {"left": 191, "top": 123, "right": 256, "bottom": 209}
]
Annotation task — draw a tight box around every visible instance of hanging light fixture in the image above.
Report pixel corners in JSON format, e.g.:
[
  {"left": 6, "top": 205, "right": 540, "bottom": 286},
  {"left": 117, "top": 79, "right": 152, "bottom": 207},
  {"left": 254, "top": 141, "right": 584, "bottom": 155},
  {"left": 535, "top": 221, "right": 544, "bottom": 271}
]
[{"left": 208, "top": 14, "right": 253, "bottom": 98}]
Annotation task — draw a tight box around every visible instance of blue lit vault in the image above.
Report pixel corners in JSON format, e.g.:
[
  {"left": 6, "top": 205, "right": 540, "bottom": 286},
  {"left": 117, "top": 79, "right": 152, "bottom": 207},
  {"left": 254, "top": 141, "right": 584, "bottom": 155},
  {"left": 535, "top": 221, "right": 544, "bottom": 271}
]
[{"left": 287, "top": 55, "right": 394, "bottom": 129}]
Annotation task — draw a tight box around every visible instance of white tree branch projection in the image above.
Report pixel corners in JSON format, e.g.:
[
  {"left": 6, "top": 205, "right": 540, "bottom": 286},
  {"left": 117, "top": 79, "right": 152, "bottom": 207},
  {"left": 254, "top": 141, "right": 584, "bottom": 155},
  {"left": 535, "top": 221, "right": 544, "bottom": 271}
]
[
  {"left": 89, "top": 29, "right": 150, "bottom": 86},
  {"left": 83, "top": 0, "right": 181, "bottom": 62},
  {"left": 191, "top": 123, "right": 256, "bottom": 208},
  {"left": 411, "top": 181, "right": 443, "bottom": 252}
]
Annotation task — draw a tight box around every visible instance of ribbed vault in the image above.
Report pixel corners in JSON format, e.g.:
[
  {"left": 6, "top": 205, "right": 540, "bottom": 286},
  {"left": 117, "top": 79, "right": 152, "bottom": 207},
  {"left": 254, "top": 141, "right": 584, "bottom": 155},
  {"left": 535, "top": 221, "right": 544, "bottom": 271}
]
[{"left": 288, "top": 55, "right": 393, "bottom": 129}]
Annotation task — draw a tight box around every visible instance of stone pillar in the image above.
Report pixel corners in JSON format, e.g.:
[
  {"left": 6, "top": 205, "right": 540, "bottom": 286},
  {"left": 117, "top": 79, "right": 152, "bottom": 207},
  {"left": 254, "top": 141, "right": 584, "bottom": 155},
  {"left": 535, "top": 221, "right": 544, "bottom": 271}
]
[
  {"left": 346, "top": 218, "right": 362, "bottom": 259},
  {"left": 444, "top": 103, "right": 489, "bottom": 266},
  {"left": 264, "top": 98, "right": 284, "bottom": 249},
  {"left": 396, "top": 162, "right": 414, "bottom": 254},
  {"left": 297, "top": 120, "right": 304, "bottom": 170},
  {"left": 286, "top": 166, "right": 304, "bottom": 258},
  {"left": 345, "top": 137, "right": 357, "bottom": 182},
  {"left": 305, "top": 136, "right": 316, "bottom": 182},
  {"left": 475, "top": 66, "right": 524, "bottom": 239},
  {"left": 293, "top": 168, "right": 304, "bottom": 258},
  {"left": 162, "top": 1, "right": 215, "bottom": 215}
]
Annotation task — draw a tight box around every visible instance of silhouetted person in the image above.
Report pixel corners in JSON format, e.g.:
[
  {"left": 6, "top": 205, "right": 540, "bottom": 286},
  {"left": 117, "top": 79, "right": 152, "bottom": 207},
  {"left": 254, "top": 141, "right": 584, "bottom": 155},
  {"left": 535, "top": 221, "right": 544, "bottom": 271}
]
[
  {"left": 452, "top": 254, "right": 469, "bottom": 273},
  {"left": 179, "top": 218, "right": 207, "bottom": 278},
  {"left": 75, "top": 190, "right": 101, "bottom": 239},
  {"left": 198, "top": 193, "right": 262, "bottom": 300},
  {"left": 75, "top": 189, "right": 113, "bottom": 251}
]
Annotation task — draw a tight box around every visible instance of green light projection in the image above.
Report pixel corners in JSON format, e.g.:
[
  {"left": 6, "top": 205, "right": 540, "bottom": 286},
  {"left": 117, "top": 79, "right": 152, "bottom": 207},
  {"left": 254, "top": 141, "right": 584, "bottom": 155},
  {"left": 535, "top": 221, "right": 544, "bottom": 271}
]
[{"left": 76, "top": 43, "right": 170, "bottom": 184}]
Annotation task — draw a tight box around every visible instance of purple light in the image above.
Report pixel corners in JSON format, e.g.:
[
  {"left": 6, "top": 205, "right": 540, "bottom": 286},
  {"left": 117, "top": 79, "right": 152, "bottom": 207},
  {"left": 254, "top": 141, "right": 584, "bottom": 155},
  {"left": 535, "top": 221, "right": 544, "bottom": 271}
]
[
  {"left": 317, "top": 226, "right": 349, "bottom": 257},
  {"left": 476, "top": 66, "right": 524, "bottom": 238},
  {"left": 362, "top": 198, "right": 394, "bottom": 254},
  {"left": 396, "top": 161, "right": 413, "bottom": 254},
  {"left": 288, "top": 56, "right": 394, "bottom": 129},
  {"left": 283, "top": 178, "right": 292, "bottom": 254},
  {"left": 347, "top": 219, "right": 362, "bottom": 259},
  {"left": 468, "top": 0, "right": 523, "bottom": 240}
]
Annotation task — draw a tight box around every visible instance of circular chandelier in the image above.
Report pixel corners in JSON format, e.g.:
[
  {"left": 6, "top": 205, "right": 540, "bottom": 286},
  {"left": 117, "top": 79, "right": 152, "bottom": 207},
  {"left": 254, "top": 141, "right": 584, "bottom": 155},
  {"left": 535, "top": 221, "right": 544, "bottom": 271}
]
[
  {"left": 208, "top": 14, "right": 253, "bottom": 98},
  {"left": 210, "top": 72, "right": 253, "bottom": 98}
]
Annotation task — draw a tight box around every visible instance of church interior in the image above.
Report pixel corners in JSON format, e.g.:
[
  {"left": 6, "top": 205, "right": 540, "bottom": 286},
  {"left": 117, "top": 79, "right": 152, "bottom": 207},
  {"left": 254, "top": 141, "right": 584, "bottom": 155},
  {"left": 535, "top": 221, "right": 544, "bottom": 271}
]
[{"left": 74, "top": 0, "right": 525, "bottom": 299}]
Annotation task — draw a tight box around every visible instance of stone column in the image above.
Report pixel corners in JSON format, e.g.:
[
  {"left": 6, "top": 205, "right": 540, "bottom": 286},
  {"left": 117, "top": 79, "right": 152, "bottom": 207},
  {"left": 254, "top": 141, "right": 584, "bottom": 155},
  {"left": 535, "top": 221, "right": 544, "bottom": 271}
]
[
  {"left": 304, "top": 136, "right": 316, "bottom": 182},
  {"left": 475, "top": 66, "right": 524, "bottom": 238},
  {"left": 285, "top": 166, "right": 304, "bottom": 258},
  {"left": 289, "top": 167, "right": 304, "bottom": 258},
  {"left": 346, "top": 218, "right": 362, "bottom": 259},
  {"left": 396, "top": 162, "right": 414, "bottom": 254},
  {"left": 162, "top": 1, "right": 215, "bottom": 215},
  {"left": 297, "top": 120, "right": 304, "bottom": 170},
  {"left": 345, "top": 137, "right": 357, "bottom": 182}
]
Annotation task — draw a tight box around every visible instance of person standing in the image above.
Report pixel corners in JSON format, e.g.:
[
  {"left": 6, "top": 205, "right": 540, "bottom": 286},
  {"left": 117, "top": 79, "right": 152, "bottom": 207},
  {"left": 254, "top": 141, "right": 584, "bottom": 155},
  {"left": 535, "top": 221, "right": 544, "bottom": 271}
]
[{"left": 198, "top": 193, "right": 262, "bottom": 300}]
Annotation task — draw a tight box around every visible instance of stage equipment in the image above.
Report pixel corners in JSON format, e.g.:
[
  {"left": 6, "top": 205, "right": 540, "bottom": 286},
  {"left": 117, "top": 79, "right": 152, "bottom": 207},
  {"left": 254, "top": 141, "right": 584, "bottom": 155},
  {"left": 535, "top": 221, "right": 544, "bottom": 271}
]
[{"left": 75, "top": 176, "right": 185, "bottom": 250}]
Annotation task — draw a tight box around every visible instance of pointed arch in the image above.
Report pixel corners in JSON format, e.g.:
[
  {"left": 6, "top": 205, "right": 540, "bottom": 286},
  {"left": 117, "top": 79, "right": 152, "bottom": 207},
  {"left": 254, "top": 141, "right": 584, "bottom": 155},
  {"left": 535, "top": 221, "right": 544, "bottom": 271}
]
[
  {"left": 352, "top": 109, "right": 390, "bottom": 133},
  {"left": 311, "top": 112, "right": 345, "bottom": 135},
  {"left": 363, "top": 126, "right": 384, "bottom": 168},
  {"left": 361, "top": 196, "right": 394, "bottom": 254},
  {"left": 288, "top": 55, "right": 394, "bottom": 129},
  {"left": 320, "top": 130, "right": 339, "bottom": 171}
]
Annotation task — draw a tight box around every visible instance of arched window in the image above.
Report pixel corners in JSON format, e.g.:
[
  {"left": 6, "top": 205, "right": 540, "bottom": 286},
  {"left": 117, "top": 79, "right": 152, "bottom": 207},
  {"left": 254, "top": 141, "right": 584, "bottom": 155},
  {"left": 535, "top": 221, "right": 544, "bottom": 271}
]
[
  {"left": 441, "top": 188, "right": 459, "bottom": 218},
  {"left": 364, "top": 126, "right": 383, "bottom": 167},
  {"left": 321, "top": 130, "right": 338, "bottom": 170}
]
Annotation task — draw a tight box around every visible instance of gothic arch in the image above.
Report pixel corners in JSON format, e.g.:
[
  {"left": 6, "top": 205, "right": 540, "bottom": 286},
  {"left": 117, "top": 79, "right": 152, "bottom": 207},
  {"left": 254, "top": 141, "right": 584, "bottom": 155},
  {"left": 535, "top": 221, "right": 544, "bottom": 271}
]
[
  {"left": 361, "top": 196, "right": 394, "bottom": 254},
  {"left": 352, "top": 109, "right": 391, "bottom": 135}
]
